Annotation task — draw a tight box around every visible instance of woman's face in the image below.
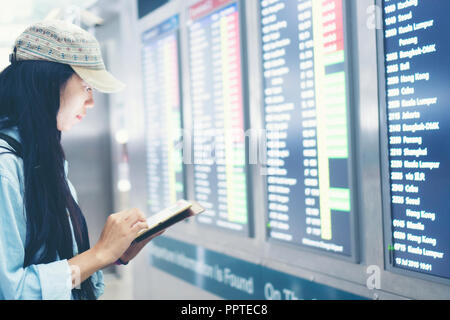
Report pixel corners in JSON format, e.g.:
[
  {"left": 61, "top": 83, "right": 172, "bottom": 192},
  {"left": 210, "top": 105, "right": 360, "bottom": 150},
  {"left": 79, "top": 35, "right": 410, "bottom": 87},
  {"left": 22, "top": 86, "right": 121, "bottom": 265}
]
[{"left": 57, "top": 74, "right": 94, "bottom": 131}]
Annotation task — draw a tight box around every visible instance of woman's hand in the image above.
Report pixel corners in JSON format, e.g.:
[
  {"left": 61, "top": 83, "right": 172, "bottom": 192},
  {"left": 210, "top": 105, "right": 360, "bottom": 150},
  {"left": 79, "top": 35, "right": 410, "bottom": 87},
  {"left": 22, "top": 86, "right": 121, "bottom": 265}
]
[
  {"left": 92, "top": 208, "right": 149, "bottom": 266},
  {"left": 119, "top": 230, "right": 165, "bottom": 264}
]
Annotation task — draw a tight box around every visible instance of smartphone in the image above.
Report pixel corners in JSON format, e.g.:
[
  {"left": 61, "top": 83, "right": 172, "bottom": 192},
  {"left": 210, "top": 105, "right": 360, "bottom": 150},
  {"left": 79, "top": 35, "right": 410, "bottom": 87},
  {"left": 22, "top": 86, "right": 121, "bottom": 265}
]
[{"left": 134, "top": 199, "right": 205, "bottom": 243}]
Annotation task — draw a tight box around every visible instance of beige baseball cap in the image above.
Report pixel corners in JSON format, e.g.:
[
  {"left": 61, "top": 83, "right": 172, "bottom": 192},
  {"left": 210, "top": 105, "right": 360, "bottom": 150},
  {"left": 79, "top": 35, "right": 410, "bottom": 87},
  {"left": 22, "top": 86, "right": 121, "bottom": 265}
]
[{"left": 10, "top": 20, "right": 125, "bottom": 93}]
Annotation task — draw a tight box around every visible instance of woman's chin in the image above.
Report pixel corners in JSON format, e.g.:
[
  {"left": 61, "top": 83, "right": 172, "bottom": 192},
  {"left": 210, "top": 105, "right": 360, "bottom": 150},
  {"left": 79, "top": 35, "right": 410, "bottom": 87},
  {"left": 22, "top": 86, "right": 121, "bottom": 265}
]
[{"left": 57, "top": 122, "right": 75, "bottom": 132}]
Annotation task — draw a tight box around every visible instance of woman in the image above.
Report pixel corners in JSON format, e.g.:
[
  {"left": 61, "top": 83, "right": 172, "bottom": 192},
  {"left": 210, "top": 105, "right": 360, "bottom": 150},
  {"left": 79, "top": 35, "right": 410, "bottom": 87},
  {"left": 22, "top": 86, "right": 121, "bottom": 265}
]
[{"left": 0, "top": 20, "right": 157, "bottom": 300}]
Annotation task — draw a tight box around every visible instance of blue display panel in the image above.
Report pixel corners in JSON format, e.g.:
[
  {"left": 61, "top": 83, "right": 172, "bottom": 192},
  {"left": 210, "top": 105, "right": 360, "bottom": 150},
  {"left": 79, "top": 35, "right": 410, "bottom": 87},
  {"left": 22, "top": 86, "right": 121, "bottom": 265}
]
[
  {"left": 148, "top": 236, "right": 366, "bottom": 300},
  {"left": 142, "top": 16, "right": 185, "bottom": 214},
  {"left": 381, "top": 0, "right": 450, "bottom": 280},
  {"left": 187, "top": 0, "right": 250, "bottom": 235},
  {"left": 260, "top": 0, "right": 355, "bottom": 258}
]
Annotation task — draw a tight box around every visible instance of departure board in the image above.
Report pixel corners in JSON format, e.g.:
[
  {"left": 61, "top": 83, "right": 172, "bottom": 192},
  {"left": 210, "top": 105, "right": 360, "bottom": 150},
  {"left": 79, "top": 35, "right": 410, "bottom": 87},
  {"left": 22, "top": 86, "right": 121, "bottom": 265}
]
[
  {"left": 381, "top": 0, "right": 450, "bottom": 280},
  {"left": 188, "top": 0, "right": 250, "bottom": 234},
  {"left": 260, "top": 0, "right": 354, "bottom": 257},
  {"left": 142, "top": 16, "right": 185, "bottom": 214}
]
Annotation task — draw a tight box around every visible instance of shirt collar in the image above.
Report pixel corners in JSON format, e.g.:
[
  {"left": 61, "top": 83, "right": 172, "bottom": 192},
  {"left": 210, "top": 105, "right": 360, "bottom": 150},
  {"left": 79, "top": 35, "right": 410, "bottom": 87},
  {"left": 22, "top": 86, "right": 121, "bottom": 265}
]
[
  {"left": 1, "top": 125, "right": 69, "bottom": 176},
  {"left": 0, "top": 125, "right": 21, "bottom": 143}
]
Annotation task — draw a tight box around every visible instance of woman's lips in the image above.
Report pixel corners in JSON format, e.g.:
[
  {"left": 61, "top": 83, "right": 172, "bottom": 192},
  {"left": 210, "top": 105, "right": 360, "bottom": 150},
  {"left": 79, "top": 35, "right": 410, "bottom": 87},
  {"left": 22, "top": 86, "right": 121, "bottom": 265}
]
[{"left": 76, "top": 114, "right": 85, "bottom": 120}]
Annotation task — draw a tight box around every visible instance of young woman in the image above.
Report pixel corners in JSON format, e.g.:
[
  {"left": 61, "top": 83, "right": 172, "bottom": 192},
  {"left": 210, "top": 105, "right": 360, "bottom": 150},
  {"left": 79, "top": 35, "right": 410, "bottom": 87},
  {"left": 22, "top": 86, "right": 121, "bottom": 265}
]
[{"left": 0, "top": 21, "right": 158, "bottom": 300}]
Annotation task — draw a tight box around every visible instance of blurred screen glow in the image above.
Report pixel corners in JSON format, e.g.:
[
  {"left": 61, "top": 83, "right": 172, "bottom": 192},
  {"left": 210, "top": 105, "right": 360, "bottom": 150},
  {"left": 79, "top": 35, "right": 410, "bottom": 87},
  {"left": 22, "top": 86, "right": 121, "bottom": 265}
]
[{"left": 0, "top": 0, "right": 98, "bottom": 70}]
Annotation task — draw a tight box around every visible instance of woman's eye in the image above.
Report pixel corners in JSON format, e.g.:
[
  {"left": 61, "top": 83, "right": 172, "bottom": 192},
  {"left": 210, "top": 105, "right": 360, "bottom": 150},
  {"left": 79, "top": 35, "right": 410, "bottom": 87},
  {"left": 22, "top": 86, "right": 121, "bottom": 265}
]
[{"left": 85, "top": 87, "right": 92, "bottom": 92}]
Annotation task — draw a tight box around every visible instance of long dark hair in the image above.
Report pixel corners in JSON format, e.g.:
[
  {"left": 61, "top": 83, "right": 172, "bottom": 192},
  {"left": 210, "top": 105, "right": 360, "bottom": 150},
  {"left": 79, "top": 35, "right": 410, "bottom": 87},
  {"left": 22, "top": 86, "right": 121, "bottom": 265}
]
[{"left": 0, "top": 60, "right": 96, "bottom": 300}]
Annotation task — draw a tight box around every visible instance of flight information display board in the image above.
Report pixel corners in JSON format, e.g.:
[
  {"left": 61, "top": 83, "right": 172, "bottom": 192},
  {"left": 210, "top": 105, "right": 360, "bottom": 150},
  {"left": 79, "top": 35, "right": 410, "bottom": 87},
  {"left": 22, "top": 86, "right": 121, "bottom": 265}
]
[
  {"left": 142, "top": 16, "right": 185, "bottom": 214},
  {"left": 260, "top": 0, "right": 355, "bottom": 257},
  {"left": 188, "top": 0, "right": 250, "bottom": 234},
  {"left": 381, "top": 0, "right": 450, "bottom": 281}
]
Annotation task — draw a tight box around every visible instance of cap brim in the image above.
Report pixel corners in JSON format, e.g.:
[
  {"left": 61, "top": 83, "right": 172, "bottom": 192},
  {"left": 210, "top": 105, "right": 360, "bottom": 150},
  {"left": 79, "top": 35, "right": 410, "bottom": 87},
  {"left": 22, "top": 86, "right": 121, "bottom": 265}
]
[{"left": 71, "top": 66, "right": 126, "bottom": 93}]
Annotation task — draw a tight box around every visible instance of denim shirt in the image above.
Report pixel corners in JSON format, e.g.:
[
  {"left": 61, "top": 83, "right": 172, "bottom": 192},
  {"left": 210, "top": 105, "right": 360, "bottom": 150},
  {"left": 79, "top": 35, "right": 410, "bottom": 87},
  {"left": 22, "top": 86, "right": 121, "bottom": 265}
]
[{"left": 0, "top": 126, "right": 104, "bottom": 300}]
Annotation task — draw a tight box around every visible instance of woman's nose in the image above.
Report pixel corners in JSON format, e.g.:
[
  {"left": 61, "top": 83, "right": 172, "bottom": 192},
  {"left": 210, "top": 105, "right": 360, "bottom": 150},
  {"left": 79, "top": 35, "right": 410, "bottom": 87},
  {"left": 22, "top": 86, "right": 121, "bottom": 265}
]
[{"left": 85, "top": 96, "right": 95, "bottom": 109}]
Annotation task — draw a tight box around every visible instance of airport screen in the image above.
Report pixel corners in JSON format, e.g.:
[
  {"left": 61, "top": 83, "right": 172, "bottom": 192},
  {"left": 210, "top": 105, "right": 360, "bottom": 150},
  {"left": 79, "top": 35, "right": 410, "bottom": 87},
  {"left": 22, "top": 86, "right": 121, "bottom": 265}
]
[
  {"left": 188, "top": 0, "right": 250, "bottom": 235},
  {"left": 260, "top": 0, "right": 355, "bottom": 257},
  {"left": 142, "top": 16, "right": 185, "bottom": 214},
  {"left": 381, "top": 0, "right": 450, "bottom": 280}
]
